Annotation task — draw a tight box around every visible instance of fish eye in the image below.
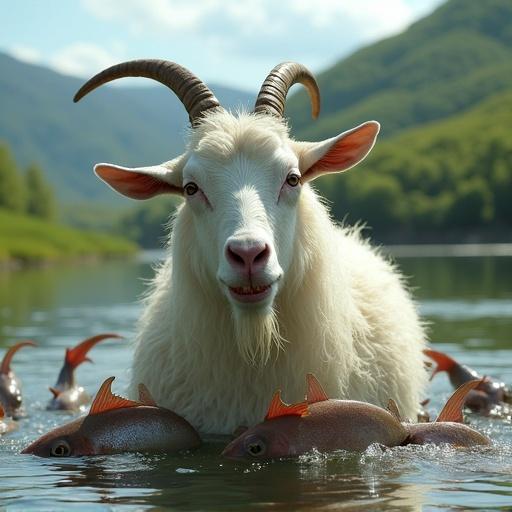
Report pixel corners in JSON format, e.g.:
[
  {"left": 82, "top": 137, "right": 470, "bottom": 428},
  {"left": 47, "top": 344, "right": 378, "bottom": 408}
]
[
  {"left": 184, "top": 182, "right": 199, "bottom": 196},
  {"left": 286, "top": 172, "right": 300, "bottom": 187},
  {"left": 245, "top": 437, "right": 266, "bottom": 457},
  {"left": 50, "top": 440, "right": 71, "bottom": 457}
]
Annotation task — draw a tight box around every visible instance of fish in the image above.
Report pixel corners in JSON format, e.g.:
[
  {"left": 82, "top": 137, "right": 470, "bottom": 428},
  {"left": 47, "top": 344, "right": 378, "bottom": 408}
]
[
  {"left": 389, "top": 380, "right": 490, "bottom": 447},
  {"left": 222, "top": 374, "right": 408, "bottom": 459},
  {"left": 22, "top": 376, "right": 201, "bottom": 457},
  {"left": 0, "top": 340, "right": 37, "bottom": 418},
  {"left": 417, "top": 398, "right": 431, "bottom": 423},
  {"left": 424, "top": 348, "right": 512, "bottom": 414},
  {"left": 0, "top": 404, "right": 17, "bottom": 435},
  {"left": 47, "top": 333, "right": 123, "bottom": 411}
]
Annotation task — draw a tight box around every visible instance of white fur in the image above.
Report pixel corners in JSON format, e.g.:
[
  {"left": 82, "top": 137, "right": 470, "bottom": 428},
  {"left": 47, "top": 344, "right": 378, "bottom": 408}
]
[{"left": 115, "top": 111, "right": 429, "bottom": 434}]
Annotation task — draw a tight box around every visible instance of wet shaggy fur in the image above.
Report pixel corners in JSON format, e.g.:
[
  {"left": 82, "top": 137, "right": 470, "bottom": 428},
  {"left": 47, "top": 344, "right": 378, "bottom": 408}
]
[{"left": 128, "top": 111, "right": 428, "bottom": 434}]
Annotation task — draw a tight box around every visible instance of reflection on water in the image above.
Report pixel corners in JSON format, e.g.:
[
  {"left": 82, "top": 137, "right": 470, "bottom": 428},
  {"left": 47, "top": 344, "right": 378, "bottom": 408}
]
[{"left": 0, "top": 254, "right": 511, "bottom": 510}]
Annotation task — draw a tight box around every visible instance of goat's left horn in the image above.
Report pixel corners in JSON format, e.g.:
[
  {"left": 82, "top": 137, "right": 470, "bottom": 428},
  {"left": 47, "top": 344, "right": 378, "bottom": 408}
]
[
  {"left": 254, "top": 62, "right": 320, "bottom": 119},
  {"left": 73, "top": 59, "right": 223, "bottom": 125}
]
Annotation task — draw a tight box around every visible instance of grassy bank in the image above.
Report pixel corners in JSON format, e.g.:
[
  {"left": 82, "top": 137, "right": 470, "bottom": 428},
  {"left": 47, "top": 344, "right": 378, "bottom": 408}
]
[{"left": 0, "top": 209, "right": 137, "bottom": 267}]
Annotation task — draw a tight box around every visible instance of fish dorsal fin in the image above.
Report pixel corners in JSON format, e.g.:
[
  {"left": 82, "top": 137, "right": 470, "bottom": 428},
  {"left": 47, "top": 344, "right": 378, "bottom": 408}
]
[
  {"left": 1, "top": 340, "right": 37, "bottom": 374},
  {"left": 306, "top": 373, "right": 329, "bottom": 404},
  {"left": 65, "top": 333, "right": 123, "bottom": 370},
  {"left": 265, "top": 390, "right": 309, "bottom": 420},
  {"left": 436, "top": 379, "right": 482, "bottom": 423},
  {"left": 387, "top": 399, "right": 402, "bottom": 422},
  {"left": 138, "top": 383, "right": 157, "bottom": 406},
  {"left": 423, "top": 349, "right": 456, "bottom": 381},
  {"left": 49, "top": 387, "right": 61, "bottom": 398},
  {"left": 89, "top": 376, "right": 141, "bottom": 415}
]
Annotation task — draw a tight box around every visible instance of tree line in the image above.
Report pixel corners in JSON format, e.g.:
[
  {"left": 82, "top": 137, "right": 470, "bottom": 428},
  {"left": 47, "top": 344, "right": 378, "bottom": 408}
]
[{"left": 0, "top": 142, "right": 56, "bottom": 221}]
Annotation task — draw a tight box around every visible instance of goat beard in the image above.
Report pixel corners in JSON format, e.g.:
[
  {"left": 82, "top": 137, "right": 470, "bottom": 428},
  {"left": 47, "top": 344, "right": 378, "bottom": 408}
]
[{"left": 232, "top": 305, "right": 285, "bottom": 366}]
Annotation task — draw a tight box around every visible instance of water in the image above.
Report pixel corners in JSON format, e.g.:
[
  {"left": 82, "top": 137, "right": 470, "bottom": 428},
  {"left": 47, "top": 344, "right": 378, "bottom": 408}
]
[{"left": 0, "top": 252, "right": 511, "bottom": 510}]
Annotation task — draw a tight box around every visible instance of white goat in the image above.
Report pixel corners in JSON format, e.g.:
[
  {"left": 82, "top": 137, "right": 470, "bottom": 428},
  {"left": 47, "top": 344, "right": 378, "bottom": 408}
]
[{"left": 75, "top": 60, "right": 427, "bottom": 434}]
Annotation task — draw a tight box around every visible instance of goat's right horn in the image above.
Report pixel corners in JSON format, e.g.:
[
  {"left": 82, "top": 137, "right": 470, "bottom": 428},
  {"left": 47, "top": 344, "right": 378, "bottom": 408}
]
[
  {"left": 254, "top": 62, "right": 320, "bottom": 119},
  {"left": 73, "top": 59, "right": 223, "bottom": 125}
]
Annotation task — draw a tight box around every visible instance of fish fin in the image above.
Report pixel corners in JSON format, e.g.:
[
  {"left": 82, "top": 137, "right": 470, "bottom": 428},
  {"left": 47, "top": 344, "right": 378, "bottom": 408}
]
[
  {"left": 138, "top": 383, "right": 157, "bottom": 406},
  {"left": 89, "top": 376, "right": 141, "bottom": 415},
  {"left": 1, "top": 340, "right": 37, "bottom": 374},
  {"left": 0, "top": 404, "right": 4, "bottom": 418},
  {"left": 265, "top": 390, "right": 309, "bottom": 420},
  {"left": 423, "top": 349, "right": 457, "bottom": 381},
  {"left": 305, "top": 373, "right": 329, "bottom": 403},
  {"left": 65, "top": 333, "right": 123, "bottom": 370},
  {"left": 387, "top": 399, "right": 402, "bottom": 422},
  {"left": 436, "top": 379, "right": 483, "bottom": 423},
  {"left": 420, "top": 398, "right": 431, "bottom": 407},
  {"left": 49, "top": 387, "right": 61, "bottom": 398}
]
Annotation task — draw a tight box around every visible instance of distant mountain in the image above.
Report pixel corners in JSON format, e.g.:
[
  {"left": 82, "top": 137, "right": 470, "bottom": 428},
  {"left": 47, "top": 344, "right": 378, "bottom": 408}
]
[
  {"left": 0, "top": 52, "right": 254, "bottom": 203},
  {"left": 2, "top": 0, "right": 511, "bottom": 213},
  {"left": 286, "top": 0, "right": 512, "bottom": 141}
]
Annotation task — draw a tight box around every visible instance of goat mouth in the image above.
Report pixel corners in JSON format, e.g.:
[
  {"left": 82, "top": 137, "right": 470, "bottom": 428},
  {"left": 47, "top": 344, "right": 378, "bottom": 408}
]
[{"left": 228, "top": 283, "right": 273, "bottom": 304}]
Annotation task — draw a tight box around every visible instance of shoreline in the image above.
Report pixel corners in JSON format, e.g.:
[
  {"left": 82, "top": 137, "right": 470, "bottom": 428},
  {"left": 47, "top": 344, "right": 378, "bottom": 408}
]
[
  {"left": 384, "top": 243, "right": 512, "bottom": 258},
  {"left": 0, "top": 252, "right": 137, "bottom": 272},
  {"left": 140, "top": 244, "right": 512, "bottom": 264},
  {"left": 3, "top": 242, "right": 512, "bottom": 271}
]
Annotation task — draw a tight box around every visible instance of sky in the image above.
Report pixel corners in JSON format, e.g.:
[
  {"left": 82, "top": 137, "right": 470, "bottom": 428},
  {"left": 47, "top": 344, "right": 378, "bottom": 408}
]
[{"left": 2, "top": 0, "right": 444, "bottom": 92}]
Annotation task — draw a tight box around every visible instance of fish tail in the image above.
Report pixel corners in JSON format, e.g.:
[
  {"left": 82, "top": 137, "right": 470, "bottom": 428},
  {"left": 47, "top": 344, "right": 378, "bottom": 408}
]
[
  {"left": 1, "top": 340, "right": 37, "bottom": 374},
  {"left": 423, "top": 349, "right": 457, "bottom": 381},
  {"left": 65, "top": 333, "right": 123, "bottom": 369}
]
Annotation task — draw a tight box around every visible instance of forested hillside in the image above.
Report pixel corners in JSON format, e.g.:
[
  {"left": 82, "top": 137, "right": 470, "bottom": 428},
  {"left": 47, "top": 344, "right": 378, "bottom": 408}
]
[
  {"left": 0, "top": 142, "right": 135, "bottom": 265},
  {"left": 0, "top": 52, "right": 253, "bottom": 203},
  {"left": 320, "top": 89, "right": 512, "bottom": 241},
  {"left": 287, "top": 0, "right": 512, "bottom": 141}
]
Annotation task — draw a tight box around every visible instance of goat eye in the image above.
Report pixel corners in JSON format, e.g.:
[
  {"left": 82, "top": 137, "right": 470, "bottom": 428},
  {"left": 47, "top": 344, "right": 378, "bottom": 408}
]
[
  {"left": 286, "top": 173, "right": 300, "bottom": 187},
  {"left": 184, "top": 182, "right": 199, "bottom": 196}
]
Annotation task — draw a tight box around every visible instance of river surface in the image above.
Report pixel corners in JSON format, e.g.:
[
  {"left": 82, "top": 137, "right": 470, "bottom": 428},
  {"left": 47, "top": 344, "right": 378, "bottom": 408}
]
[{"left": 0, "top": 251, "right": 511, "bottom": 511}]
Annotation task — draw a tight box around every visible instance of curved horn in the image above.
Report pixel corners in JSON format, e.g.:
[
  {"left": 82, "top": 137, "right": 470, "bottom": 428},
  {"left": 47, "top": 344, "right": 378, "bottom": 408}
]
[
  {"left": 73, "top": 59, "right": 223, "bottom": 125},
  {"left": 254, "top": 62, "right": 320, "bottom": 119}
]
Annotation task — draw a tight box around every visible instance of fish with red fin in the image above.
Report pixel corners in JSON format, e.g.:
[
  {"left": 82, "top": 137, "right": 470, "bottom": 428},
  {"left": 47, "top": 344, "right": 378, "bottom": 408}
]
[
  {"left": 22, "top": 376, "right": 201, "bottom": 457},
  {"left": 389, "top": 380, "right": 490, "bottom": 447},
  {"left": 47, "top": 333, "right": 123, "bottom": 411},
  {"left": 424, "top": 348, "right": 512, "bottom": 414},
  {"left": 0, "top": 404, "right": 17, "bottom": 435},
  {"left": 222, "top": 374, "right": 408, "bottom": 459},
  {"left": 0, "top": 340, "right": 37, "bottom": 418}
]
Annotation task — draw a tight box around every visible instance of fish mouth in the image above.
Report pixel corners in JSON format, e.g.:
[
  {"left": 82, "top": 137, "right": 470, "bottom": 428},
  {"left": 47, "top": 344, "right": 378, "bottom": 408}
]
[{"left": 221, "top": 440, "right": 245, "bottom": 459}]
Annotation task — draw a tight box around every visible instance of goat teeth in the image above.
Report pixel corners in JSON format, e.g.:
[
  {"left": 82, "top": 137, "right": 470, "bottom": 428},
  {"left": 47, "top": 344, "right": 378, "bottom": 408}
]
[{"left": 230, "top": 284, "right": 271, "bottom": 295}]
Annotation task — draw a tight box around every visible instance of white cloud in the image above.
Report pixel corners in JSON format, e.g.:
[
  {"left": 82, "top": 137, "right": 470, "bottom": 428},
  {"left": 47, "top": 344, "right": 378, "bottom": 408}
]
[
  {"left": 9, "top": 45, "right": 42, "bottom": 65},
  {"left": 81, "top": 0, "right": 420, "bottom": 51},
  {"left": 6, "top": 0, "right": 442, "bottom": 90},
  {"left": 49, "top": 42, "right": 123, "bottom": 78},
  {"left": 82, "top": 0, "right": 211, "bottom": 34}
]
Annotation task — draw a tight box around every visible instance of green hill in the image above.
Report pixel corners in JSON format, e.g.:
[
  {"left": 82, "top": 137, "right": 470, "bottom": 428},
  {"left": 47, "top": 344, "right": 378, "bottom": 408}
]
[
  {"left": 287, "top": 0, "right": 512, "bottom": 141},
  {"left": 319, "top": 88, "right": 512, "bottom": 241},
  {"left": 0, "top": 52, "right": 254, "bottom": 204},
  {"left": 0, "top": 209, "right": 137, "bottom": 267}
]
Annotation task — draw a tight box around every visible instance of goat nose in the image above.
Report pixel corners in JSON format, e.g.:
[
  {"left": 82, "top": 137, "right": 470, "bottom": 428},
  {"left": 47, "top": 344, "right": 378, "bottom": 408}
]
[{"left": 226, "top": 241, "right": 270, "bottom": 274}]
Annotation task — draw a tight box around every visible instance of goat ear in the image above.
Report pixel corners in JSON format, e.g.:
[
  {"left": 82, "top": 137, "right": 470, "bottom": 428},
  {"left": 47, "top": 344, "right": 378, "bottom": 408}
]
[
  {"left": 94, "top": 159, "right": 183, "bottom": 200},
  {"left": 298, "top": 121, "right": 380, "bottom": 183}
]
